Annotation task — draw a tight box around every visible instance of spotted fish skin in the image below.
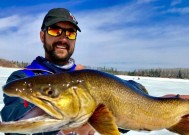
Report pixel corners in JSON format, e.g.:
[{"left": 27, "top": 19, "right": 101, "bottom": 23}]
[{"left": 1, "top": 69, "right": 189, "bottom": 135}]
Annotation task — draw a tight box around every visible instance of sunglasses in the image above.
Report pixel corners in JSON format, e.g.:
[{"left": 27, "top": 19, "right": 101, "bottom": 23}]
[{"left": 46, "top": 25, "right": 77, "bottom": 40}]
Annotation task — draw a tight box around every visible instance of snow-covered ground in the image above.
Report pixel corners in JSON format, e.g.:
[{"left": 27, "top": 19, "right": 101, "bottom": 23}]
[{"left": 1, "top": 66, "right": 189, "bottom": 135}]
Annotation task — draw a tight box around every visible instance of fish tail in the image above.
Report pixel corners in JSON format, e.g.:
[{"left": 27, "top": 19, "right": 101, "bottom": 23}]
[{"left": 168, "top": 114, "right": 189, "bottom": 135}]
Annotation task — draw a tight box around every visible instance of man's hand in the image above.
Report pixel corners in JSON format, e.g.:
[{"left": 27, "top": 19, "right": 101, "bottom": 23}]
[
  {"left": 76, "top": 123, "right": 95, "bottom": 135},
  {"left": 58, "top": 123, "right": 95, "bottom": 135}
]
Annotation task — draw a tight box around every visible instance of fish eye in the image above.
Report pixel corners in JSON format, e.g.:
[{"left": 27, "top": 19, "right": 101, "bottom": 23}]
[{"left": 41, "top": 87, "right": 59, "bottom": 98}]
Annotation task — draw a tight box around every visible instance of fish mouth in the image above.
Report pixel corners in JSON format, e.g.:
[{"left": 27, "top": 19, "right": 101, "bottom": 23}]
[
  {"left": 15, "top": 91, "right": 65, "bottom": 120},
  {"left": 19, "top": 106, "right": 47, "bottom": 120},
  {"left": 38, "top": 97, "right": 64, "bottom": 119},
  {"left": 29, "top": 96, "right": 65, "bottom": 120}
]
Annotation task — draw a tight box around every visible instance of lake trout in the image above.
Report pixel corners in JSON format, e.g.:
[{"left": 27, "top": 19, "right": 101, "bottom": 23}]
[{"left": 1, "top": 69, "right": 189, "bottom": 134}]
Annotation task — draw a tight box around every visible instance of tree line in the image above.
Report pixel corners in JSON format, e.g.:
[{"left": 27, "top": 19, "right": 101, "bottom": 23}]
[
  {"left": 127, "top": 68, "right": 189, "bottom": 79},
  {"left": 11, "top": 60, "right": 29, "bottom": 68},
  {"left": 87, "top": 66, "right": 189, "bottom": 79}
]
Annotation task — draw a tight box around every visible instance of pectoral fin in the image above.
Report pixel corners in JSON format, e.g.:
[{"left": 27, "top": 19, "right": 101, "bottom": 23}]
[
  {"left": 88, "top": 104, "right": 120, "bottom": 135},
  {"left": 168, "top": 114, "right": 189, "bottom": 135}
]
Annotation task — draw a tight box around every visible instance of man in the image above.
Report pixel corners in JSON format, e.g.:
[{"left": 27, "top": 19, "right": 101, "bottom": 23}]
[{"left": 1, "top": 8, "right": 94, "bottom": 135}]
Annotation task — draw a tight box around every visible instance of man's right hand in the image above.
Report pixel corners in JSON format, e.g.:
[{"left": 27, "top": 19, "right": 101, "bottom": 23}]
[{"left": 59, "top": 123, "right": 95, "bottom": 135}]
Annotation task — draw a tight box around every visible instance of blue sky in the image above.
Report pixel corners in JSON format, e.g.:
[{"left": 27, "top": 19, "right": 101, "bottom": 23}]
[{"left": 0, "top": 0, "right": 189, "bottom": 71}]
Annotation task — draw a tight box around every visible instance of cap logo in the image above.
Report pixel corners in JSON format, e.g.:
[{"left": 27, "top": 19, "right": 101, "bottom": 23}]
[{"left": 69, "top": 12, "right": 77, "bottom": 23}]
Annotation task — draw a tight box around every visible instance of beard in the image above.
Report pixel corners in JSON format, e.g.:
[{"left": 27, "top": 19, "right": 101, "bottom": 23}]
[{"left": 43, "top": 40, "right": 74, "bottom": 64}]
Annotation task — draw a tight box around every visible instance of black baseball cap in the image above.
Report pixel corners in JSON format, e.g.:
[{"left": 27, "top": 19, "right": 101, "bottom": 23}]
[{"left": 41, "top": 8, "right": 81, "bottom": 32}]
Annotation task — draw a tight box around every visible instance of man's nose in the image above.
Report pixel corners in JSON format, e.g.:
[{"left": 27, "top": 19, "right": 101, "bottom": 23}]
[{"left": 58, "top": 32, "right": 69, "bottom": 42}]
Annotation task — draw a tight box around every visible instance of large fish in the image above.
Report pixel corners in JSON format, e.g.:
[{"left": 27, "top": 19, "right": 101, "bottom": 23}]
[{"left": 1, "top": 69, "right": 189, "bottom": 135}]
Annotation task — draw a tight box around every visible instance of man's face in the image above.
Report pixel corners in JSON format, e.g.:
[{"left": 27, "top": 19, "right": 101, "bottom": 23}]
[{"left": 40, "top": 22, "right": 77, "bottom": 65}]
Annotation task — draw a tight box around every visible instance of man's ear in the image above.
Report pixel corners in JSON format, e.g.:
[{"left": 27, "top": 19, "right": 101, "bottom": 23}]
[{"left": 40, "top": 31, "right": 45, "bottom": 43}]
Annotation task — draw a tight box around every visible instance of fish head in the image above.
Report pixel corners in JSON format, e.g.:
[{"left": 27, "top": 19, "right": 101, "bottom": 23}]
[{"left": 3, "top": 73, "right": 96, "bottom": 124}]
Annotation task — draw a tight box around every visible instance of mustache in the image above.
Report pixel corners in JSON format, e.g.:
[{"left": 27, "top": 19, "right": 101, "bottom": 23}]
[{"left": 52, "top": 41, "right": 69, "bottom": 49}]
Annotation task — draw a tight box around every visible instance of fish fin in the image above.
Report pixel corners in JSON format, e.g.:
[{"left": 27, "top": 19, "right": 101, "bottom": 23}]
[
  {"left": 168, "top": 114, "right": 189, "bottom": 135},
  {"left": 88, "top": 104, "right": 120, "bottom": 135}
]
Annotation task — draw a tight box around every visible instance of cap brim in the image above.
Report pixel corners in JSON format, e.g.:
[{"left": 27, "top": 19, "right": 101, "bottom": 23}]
[{"left": 45, "top": 18, "right": 81, "bottom": 32}]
